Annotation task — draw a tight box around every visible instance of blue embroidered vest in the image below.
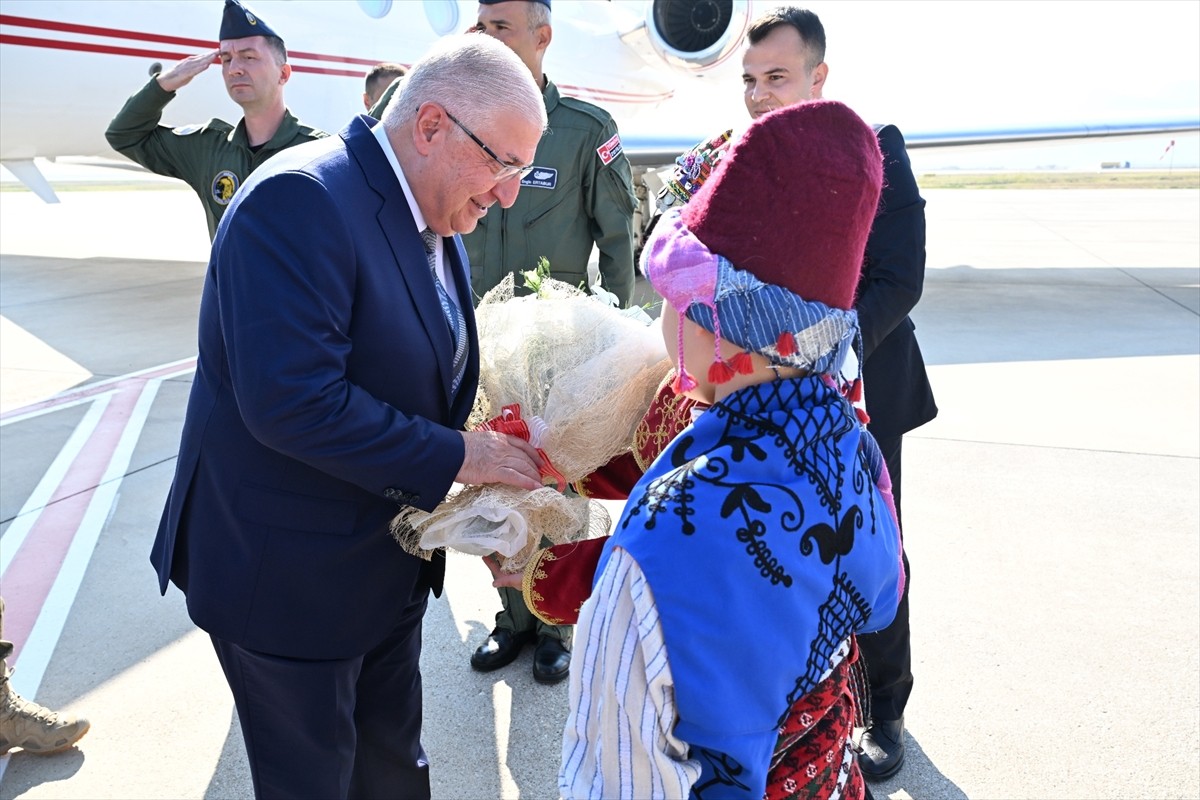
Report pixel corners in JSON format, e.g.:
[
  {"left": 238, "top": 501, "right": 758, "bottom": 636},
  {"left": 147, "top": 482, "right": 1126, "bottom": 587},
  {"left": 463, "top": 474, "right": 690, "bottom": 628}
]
[{"left": 598, "top": 377, "right": 903, "bottom": 799}]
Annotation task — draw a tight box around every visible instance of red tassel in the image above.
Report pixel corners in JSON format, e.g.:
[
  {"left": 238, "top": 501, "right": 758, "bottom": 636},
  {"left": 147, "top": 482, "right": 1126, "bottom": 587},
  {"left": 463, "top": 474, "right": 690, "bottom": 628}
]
[
  {"left": 776, "top": 331, "right": 797, "bottom": 357},
  {"left": 855, "top": 406, "right": 871, "bottom": 425},
  {"left": 847, "top": 378, "right": 863, "bottom": 404},
  {"left": 708, "top": 359, "right": 736, "bottom": 384},
  {"left": 729, "top": 351, "right": 754, "bottom": 375},
  {"left": 671, "top": 367, "right": 698, "bottom": 394}
]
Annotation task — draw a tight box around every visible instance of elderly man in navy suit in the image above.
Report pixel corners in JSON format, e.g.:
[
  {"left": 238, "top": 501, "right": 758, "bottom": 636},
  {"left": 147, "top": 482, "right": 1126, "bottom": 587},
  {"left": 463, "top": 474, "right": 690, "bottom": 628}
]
[{"left": 151, "top": 34, "right": 547, "bottom": 799}]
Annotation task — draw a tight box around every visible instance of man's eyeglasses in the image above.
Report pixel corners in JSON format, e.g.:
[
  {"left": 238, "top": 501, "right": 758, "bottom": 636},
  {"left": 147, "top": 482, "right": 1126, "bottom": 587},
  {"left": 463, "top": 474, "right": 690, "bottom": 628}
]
[{"left": 444, "top": 109, "right": 535, "bottom": 181}]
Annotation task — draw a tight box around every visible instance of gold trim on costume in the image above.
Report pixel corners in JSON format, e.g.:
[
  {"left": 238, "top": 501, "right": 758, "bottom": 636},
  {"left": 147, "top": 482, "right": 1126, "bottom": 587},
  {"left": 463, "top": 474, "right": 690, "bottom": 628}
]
[
  {"left": 632, "top": 374, "right": 695, "bottom": 474},
  {"left": 572, "top": 474, "right": 595, "bottom": 499},
  {"left": 523, "top": 548, "right": 564, "bottom": 626}
]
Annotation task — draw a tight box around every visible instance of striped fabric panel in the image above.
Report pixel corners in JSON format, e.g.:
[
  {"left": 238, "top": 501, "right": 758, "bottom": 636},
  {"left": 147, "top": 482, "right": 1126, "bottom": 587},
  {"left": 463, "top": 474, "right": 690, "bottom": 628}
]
[{"left": 559, "top": 548, "right": 700, "bottom": 799}]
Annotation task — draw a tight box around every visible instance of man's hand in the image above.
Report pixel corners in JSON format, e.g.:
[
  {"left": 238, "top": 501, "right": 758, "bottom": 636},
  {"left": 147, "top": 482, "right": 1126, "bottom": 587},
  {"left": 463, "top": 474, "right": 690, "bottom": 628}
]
[
  {"left": 156, "top": 50, "right": 220, "bottom": 93},
  {"left": 456, "top": 430, "right": 543, "bottom": 490},
  {"left": 483, "top": 554, "right": 523, "bottom": 589}
]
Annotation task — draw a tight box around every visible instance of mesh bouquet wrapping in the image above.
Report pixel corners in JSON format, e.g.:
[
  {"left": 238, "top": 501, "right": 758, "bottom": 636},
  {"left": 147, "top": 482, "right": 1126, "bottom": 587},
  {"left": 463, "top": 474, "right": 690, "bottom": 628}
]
[{"left": 391, "top": 274, "right": 670, "bottom": 572}]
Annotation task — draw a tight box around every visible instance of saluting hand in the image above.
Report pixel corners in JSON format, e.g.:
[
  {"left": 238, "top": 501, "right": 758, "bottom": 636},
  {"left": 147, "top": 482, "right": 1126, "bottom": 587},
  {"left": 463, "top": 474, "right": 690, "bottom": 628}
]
[
  {"left": 456, "top": 430, "right": 543, "bottom": 490},
  {"left": 156, "top": 50, "right": 220, "bottom": 93}
]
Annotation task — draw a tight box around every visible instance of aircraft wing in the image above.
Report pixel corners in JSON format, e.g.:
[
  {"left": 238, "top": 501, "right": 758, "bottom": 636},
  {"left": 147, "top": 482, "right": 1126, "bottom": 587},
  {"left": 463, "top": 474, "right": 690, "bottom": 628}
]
[
  {"left": 903, "top": 119, "right": 1200, "bottom": 148},
  {"left": 622, "top": 118, "right": 1200, "bottom": 171}
]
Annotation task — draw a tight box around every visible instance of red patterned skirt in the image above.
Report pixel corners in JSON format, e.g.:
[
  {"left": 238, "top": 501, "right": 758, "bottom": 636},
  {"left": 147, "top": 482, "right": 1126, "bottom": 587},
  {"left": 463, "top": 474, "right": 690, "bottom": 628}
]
[{"left": 766, "top": 639, "right": 865, "bottom": 800}]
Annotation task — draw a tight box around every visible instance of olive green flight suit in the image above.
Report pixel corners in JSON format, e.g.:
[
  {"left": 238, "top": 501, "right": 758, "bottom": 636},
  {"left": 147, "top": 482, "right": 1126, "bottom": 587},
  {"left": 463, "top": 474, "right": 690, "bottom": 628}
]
[
  {"left": 464, "top": 78, "right": 637, "bottom": 307},
  {"left": 106, "top": 78, "right": 326, "bottom": 240}
]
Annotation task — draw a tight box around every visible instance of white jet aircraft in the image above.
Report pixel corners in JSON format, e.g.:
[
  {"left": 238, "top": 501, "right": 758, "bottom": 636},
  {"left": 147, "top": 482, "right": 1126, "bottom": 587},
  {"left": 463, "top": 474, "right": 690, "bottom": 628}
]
[{"left": 1, "top": 0, "right": 1195, "bottom": 205}]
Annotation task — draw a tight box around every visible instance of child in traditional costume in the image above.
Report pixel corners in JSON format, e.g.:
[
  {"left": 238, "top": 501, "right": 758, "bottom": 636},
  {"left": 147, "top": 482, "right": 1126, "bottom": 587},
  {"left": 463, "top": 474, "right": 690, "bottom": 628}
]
[{"left": 556, "top": 99, "right": 904, "bottom": 800}]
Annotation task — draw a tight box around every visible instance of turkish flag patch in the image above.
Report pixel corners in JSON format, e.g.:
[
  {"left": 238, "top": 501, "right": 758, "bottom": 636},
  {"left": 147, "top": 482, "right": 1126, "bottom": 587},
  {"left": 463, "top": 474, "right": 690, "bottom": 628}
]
[{"left": 596, "top": 133, "right": 623, "bottom": 165}]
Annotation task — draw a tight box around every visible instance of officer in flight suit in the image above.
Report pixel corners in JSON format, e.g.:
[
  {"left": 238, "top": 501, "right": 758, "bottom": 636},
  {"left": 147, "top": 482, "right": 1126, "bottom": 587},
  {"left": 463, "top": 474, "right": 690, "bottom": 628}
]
[
  {"left": 106, "top": 0, "right": 325, "bottom": 240},
  {"left": 369, "top": 0, "right": 637, "bottom": 308}
]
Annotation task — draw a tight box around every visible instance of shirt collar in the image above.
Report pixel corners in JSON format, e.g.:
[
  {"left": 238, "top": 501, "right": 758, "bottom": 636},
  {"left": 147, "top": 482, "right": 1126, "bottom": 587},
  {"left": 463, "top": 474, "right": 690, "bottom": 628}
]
[{"left": 372, "top": 119, "right": 427, "bottom": 233}]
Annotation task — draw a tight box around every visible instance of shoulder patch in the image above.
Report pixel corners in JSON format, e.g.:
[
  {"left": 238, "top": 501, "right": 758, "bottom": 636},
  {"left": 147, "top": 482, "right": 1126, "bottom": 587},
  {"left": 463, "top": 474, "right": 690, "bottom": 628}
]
[
  {"left": 210, "top": 170, "right": 240, "bottom": 205},
  {"left": 171, "top": 124, "right": 203, "bottom": 136},
  {"left": 596, "top": 133, "right": 623, "bottom": 166}
]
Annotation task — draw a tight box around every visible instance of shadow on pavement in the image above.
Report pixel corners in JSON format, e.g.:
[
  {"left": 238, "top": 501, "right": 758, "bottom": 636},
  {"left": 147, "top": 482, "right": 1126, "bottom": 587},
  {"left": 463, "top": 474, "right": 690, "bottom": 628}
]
[
  {"left": 868, "top": 732, "right": 968, "bottom": 800},
  {"left": 0, "top": 746, "right": 85, "bottom": 799},
  {"left": 204, "top": 709, "right": 250, "bottom": 800}
]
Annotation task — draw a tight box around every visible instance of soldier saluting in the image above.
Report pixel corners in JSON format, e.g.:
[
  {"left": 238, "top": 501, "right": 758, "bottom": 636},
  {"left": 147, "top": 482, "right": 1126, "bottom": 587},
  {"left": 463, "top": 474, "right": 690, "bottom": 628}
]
[{"left": 106, "top": 0, "right": 325, "bottom": 240}]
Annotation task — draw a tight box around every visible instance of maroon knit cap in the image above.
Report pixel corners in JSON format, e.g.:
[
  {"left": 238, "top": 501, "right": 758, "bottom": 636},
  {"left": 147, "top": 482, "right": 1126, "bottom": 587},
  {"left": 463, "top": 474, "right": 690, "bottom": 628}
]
[{"left": 680, "top": 99, "right": 883, "bottom": 310}]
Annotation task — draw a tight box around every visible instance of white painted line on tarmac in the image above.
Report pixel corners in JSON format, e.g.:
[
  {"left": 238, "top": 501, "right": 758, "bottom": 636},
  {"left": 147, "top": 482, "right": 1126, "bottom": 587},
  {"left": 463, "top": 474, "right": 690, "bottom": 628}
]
[
  {"left": 0, "top": 356, "right": 196, "bottom": 427},
  {"left": 13, "top": 378, "right": 163, "bottom": 698},
  {"left": 0, "top": 394, "right": 111, "bottom": 576}
]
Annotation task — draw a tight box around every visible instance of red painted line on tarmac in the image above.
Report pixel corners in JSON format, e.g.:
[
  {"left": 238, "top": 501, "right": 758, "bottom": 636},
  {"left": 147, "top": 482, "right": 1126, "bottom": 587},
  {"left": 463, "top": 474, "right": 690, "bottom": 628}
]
[
  {"left": 0, "top": 358, "right": 195, "bottom": 423},
  {"left": 1, "top": 359, "right": 196, "bottom": 665},
  {"left": 1, "top": 382, "right": 143, "bottom": 665}
]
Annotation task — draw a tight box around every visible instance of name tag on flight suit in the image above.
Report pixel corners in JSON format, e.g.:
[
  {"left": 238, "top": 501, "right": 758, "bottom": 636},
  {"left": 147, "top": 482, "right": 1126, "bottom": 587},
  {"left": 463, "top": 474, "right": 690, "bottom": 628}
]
[{"left": 520, "top": 167, "right": 557, "bottom": 190}]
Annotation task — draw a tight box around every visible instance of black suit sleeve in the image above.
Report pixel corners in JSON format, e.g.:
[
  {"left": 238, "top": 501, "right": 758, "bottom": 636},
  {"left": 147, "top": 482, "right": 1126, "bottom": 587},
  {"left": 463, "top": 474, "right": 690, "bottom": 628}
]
[{"left": 857, "top": 124, "right": 927, "bottom": 361}]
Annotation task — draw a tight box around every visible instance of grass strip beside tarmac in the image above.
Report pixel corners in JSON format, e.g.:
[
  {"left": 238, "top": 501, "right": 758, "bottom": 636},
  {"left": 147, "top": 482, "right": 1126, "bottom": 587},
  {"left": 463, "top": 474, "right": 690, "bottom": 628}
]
[
  {"left": 4, "top": 171, "right": 1198, "bottom": 193},
  {"left": 917, "top": 170, "right": 1199, "bottom": 189}
]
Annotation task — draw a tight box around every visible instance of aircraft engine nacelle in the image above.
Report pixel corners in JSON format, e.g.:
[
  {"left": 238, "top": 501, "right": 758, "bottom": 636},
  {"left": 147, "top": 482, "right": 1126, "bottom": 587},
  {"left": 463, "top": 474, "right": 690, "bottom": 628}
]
[{"left": 624, "top": 0, "right": 751, "bottom": 75}]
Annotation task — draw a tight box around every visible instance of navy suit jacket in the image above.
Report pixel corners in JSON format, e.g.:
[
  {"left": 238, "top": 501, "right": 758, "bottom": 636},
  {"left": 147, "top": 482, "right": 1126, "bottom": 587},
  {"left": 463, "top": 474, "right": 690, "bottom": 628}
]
[
  {"left": 151, "top": 116, "right": 477, "bottom": 659},
  {"left": 858, "top": 124, "right": 938, "bottom": 439}
]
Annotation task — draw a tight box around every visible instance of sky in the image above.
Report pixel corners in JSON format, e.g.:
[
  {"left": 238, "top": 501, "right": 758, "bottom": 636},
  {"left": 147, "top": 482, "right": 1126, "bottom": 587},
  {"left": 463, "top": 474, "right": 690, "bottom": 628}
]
[{"left": 644, "top": 0, "right": 1200, "bottom": 169}]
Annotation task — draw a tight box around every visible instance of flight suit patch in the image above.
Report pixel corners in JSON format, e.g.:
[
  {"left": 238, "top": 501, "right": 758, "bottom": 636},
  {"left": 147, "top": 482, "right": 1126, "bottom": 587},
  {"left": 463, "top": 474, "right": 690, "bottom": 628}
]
[
  {"left": 171, "top": 124, "right": 202, "bottom": 136},
  {"left": 211, "top": 170, "right": 239, "bottom": 205},
  {"left": 520, "top": 167, "right": 557, "bottom": 189},
  {"left": 596, "top": 133, "right": 623, "bottom": 165}
]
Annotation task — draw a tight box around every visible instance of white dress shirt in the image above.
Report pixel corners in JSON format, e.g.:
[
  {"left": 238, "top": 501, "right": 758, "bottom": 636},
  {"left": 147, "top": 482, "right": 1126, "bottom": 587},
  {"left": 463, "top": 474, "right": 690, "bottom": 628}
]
[{"left": 371, "top": 120, "right": 461, "bottom": 311}]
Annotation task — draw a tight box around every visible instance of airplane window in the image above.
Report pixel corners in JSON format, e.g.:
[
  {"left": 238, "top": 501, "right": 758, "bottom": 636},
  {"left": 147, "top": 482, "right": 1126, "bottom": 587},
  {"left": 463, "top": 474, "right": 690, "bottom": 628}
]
[
  {"left": 423, "top": 0, "right": 460, "bottom": 35},
  {"left": 356, "top": 0, "right": 392, "bottom": 19}
]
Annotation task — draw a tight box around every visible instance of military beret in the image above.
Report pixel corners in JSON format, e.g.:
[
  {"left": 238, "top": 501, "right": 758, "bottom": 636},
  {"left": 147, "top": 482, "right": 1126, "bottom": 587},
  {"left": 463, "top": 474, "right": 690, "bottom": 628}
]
[
  {"left": 479, "top": 0, "right": 551, "bottom": 8},
  {"left": 220, "top": 0, "right": 282, "bottom": 42}
]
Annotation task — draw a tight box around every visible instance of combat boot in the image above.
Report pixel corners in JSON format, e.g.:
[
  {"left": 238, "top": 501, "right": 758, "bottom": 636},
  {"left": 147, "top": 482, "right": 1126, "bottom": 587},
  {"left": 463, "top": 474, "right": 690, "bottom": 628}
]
[{"left": 0, "top": 672, "right": 90, "bottom": 755}]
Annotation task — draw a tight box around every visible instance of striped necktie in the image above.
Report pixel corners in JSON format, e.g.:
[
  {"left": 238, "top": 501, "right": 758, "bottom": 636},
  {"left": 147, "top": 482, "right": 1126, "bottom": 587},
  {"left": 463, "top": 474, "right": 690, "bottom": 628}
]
[{"left": 421, "top": 227, "right": 468, "bottom": 396}]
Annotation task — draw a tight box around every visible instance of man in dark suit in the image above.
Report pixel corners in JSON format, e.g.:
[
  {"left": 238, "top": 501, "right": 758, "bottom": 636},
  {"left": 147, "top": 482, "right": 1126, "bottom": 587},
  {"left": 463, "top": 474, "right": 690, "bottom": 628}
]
[
  {"left": 741, "top": 7, "right": 939, "bottom": 782},
  {"left": 150, "top": 34, "right": 547, "bottom": 799}
]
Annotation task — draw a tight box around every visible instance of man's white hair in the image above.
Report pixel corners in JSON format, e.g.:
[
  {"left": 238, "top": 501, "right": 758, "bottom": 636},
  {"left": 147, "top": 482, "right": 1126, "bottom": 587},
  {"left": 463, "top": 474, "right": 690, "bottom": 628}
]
[
  {"left": 526, "top": 1, "right": 550, "bottom": 31},
  {"left": 383, "top": 34, "right": 546, "bottom": 135}
]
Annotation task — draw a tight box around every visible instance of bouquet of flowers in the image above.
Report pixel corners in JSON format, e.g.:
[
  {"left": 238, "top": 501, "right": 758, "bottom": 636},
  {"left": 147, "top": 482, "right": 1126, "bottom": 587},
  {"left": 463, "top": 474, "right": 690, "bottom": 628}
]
[{"left": 391, "top": 272, "right": 670, "bottom": 572}]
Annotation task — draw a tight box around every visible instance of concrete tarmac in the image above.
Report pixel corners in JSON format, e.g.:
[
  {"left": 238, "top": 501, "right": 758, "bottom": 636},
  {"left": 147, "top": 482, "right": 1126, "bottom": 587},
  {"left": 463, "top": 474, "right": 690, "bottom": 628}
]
[{"left": 0, "top": 185, "right": 1196, "bottom": 800}]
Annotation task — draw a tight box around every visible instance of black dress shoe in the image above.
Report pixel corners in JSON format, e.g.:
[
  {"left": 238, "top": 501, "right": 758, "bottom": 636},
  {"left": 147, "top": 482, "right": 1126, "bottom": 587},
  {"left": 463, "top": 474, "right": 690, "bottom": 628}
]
[
  {"left": 858, "top": 717, "right": 905, "bottom": 781},
  {"left": 470, "top": 628, "right": 535, "bottom": 672},
  {"left": 531, "top": 636, "right": 571, "bottom": 684}
]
